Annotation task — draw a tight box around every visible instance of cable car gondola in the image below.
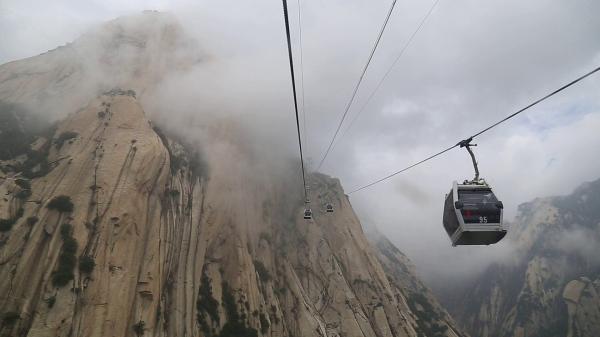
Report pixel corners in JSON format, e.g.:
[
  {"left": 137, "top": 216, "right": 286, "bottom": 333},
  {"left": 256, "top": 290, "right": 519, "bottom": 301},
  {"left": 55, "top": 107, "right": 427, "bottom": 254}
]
[
  {"left": 443, "top": 181, "right": 506, "bottom": 245},
  {"left": 303, "top": 195, "right": 313, "bottom": 220},
  {"left": 326, "top": 203, "right": 334, "bottom": 213},
  {"left": 443, "top": 139, "right": 507, "bottom": 246},
  {"left": 303, "top": 208, "right": 313, "bottom": 220}
]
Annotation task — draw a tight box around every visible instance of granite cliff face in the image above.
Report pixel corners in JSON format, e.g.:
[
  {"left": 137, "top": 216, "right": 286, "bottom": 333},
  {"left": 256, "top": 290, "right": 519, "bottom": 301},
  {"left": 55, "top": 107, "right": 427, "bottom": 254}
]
[
  {"left": 369, "top": 231, "right": 466, "bottom": 337},
  {"left": 445, "top": 179, "right": 600, "bottom": 337},
  {"left": 0, "top": 12, "right": 464, "bottom": 337}
]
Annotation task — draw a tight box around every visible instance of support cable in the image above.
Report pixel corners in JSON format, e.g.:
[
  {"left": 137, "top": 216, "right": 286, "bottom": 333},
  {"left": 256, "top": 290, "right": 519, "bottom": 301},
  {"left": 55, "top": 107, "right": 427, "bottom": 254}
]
[
  {"left": 317, "top": 0, "right": 399, "bottom": 171},
  {"left": 297, "top": 0, "right": 308, "bottom": 161},
  {"left": 339, "top": 0, "right": 441, "bottom": 142},
  {"left": 348, "top": 65, "right": 600, "bottom": 194},
  {"left": 282, "top": 0, "right": 308, "bottom": 201}
]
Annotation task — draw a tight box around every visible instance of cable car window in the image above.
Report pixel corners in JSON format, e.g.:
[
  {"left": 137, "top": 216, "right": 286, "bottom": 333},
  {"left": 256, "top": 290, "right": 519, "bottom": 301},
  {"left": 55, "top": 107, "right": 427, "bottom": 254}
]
[
  {"left": 458, "top": 189, "right": 498, "bottom": 205},
  {"left": 458, "top": 189, "right": 501, "bottom": 224}
]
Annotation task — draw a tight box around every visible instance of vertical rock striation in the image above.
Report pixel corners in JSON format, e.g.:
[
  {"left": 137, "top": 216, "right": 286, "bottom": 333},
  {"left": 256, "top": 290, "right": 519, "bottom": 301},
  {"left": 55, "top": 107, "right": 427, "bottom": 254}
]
[
  {"left": 0, "top": 11, "right": 465, "bottom": 337},
  {"left": 0, "top": 92, "right": 464, "bottom": 337}
]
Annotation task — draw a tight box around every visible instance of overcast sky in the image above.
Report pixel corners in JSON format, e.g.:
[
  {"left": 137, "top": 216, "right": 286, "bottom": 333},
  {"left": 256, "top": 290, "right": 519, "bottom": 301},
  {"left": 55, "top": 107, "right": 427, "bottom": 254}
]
[{"left": 2, "top": 0, "right": 600, "bottom": 288}]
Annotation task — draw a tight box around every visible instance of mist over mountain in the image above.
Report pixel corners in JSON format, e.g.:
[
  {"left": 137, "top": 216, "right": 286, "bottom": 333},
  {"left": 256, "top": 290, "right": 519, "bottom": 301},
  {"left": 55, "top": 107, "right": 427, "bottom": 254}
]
[
  {"left": 0, "top": 11, "right": 203, "bottom": 117},
  {"left": 0, "top": 12, "right": 465, "bottom": 337},
  {"left": 2, "top": 5, "right": 600, "bottom": 337}
]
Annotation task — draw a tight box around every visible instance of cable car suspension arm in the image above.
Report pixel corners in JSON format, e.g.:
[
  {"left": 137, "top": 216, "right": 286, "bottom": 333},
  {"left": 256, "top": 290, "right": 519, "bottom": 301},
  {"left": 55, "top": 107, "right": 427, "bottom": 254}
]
[{"left": 458, "top": 137, "right": 479, "bottom": 182}]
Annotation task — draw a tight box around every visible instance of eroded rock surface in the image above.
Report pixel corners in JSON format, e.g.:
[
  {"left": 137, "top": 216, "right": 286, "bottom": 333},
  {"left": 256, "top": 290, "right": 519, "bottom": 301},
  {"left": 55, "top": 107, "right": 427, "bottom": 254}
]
[
  {"left": 445, "top": 180, "right": 600, "bottom": 337},
  {"left": 0, "top": 93, "right": 464, "bottom": 337},
  {"left": 0, "top": 12, "right": 466, "bottom": 337}
]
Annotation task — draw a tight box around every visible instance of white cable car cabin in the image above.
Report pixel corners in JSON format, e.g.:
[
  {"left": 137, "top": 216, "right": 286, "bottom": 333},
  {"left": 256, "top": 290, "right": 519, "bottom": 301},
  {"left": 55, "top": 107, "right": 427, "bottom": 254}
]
[
  {"left": 443, "top": 181, "right": 506, "bottom": 246},
  {"left": 326, "top": 204, "right": 334, "bottom": 213}
]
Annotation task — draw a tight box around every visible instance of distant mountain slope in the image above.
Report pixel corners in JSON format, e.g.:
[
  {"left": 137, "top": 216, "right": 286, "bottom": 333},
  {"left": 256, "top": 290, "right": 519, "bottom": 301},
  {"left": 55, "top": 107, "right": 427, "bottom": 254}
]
[
  {"left": 369, "top": 230, "right": 467, "bottom": 337},
  {"left": 0, "top": 12, "right": 464, "bottom": 337},
  {"left": 446, "top": 179, "right": 600, "bottom": 337}
]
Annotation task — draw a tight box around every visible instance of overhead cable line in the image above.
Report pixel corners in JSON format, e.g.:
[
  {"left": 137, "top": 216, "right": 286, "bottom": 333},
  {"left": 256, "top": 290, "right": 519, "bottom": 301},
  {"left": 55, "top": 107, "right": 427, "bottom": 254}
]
[
  {"left": 282, "top": 0, "right": 308, "bottom": 200},
  {"left": 339, "top": 0, "right": 441, "bottom": 141},
  {"left": 348, "top": 65, "right": 600, "bottom": 194},
  {"left": 296, "top": 0, "right": 309, "bottom": 162},
  {"left": 349, "top": 145, "right": 456, "bottom": 194},
  {"left": 469, "top": 66, "right": 600, "bottom": 138},
  {"left": 316, "top": 0, "right": 399, "bottom": 171}
]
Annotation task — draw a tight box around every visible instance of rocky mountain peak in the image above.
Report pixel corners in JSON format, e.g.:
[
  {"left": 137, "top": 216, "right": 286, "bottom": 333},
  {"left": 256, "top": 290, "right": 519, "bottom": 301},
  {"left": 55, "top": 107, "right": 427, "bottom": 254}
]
[{"left": 0, "top": 19, "right": 464, "bottom": 333}]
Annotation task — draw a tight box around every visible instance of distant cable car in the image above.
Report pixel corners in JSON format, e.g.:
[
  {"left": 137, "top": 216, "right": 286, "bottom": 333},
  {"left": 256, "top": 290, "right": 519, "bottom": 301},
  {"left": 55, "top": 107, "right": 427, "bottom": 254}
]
[
  {"left": 304, "top": 208, "right": 313, "bottom": 220},
  {"left": 443, "top": 138, "right": 507, "bottom": 246},
  {"left": 303, "top": 192, "right": 313, "bottom": 220},
  {"left": 326, "top": 204, "right": 334, "bottom": 213}
]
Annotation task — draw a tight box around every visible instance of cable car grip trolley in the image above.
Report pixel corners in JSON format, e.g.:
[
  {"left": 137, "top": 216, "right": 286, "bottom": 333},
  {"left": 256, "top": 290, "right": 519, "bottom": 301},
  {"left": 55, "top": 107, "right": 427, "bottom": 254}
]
[{"left": 442, "top": 138, "right": 507, "bottom": 246}]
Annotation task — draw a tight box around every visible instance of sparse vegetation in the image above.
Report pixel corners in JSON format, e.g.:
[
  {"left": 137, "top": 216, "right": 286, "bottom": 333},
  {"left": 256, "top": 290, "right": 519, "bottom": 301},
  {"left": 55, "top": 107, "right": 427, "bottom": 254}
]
[
  {"left": 105, "top": 88, "right": 136, "bottom": 98},
  {"left": 170, "top": 154, "right": 184, "bottom": 173},
  {"left": 0, "top": 206, "right": 25, "bottom": 232},
  {"left": 259, "top": 313, "right": 270, "bottom": 334},
  {"left": 14, "top": 179, "right": 31, "bottom": 190},
  {"left": 165, "top": 188, "right": 180, "bottom": 197},
  {"left": 258, "top": 232, "right": 271, "bottom": 244},
  {"left": 60, "top": 223, "right": 73, "bottom": 237},
  {"left": 1, "top": 311, "right": 19, "bottom": 327},
  {"left": 26, "top": 216, "right": 39, "bottom": 226},
  {"left": 152, "top": 124, "right": 209, "bottom": 179},
  {"left": 0, "top": 218, "right": 16, "bottom": 232},
  {"left": 0, "top": 101, "right": 35, "bottom": 160},
  {"left": 54, "top": 131, "right": 78, "bottom": 149},
  {"left": 52, "top": 224, "right": 78, "bottom": 287},
  {"left": 133, "top": 320, "right": 145, "bottom": 336},
  {"left": 530, "top": 302, "right": 568, "bottom": 337},
  {"left": 514, "top": 291, "right": 543, "bottom": 325},
  {"left": 406, "top": 292, "right": 447, "bottom": 337},
  {"left": 15, "top": 189, "right": 32, "bottom": 199},
  {"left": 79, "top": 255, "right": 96, "bottom": 274},
  {"left": 47, "top": 195, "right": 74, "bottom": 213},
  {"left": 353, "top": 278, "right": 370, "bottom": 286},
  {"left": 219, "top": 282, "right": 258, "bottom": 337},
  {"left": 0, "top": 101, "right": 54, "bottom": 178},
  {"left": 20, "top": 149, "right": 51, "bottom": 179},
  {"left": 46, "top": 295, "right": 56, "bottom": 308},
  {"left": 253, "top": 260, "right": 271, "bottom": 283},
  {"left": 197, "top": 273, "right": 220, "bottom": 335}
]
